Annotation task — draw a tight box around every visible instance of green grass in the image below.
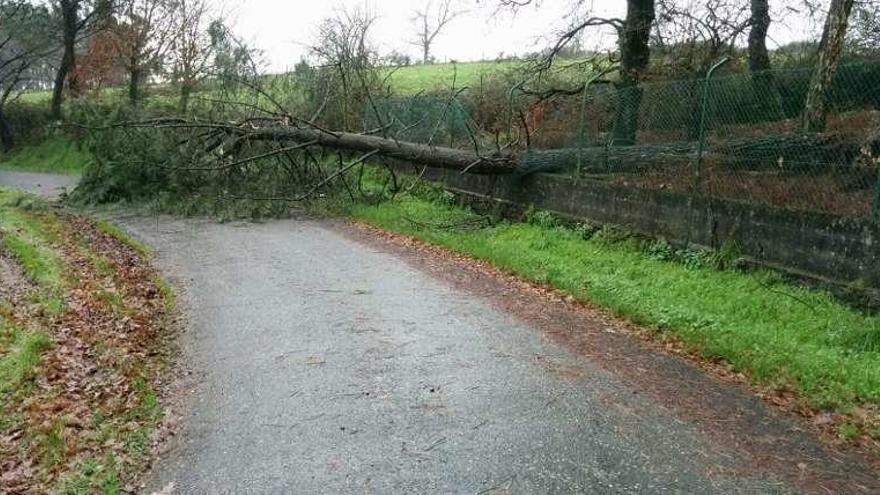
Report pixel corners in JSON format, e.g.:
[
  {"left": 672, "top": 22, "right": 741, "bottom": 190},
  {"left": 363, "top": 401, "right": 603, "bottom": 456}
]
[
  {"left": 384, "top": 60, "right": 525, "bottom": 94},
  {"left": 95, "top": 220, "right": 150, "bottom": 257},
  {"left": 16, "top": 90, "right": 53, "bottom": 105},
  {"left": 0, "top": 190, "right": 69, "bottom": 310},
  {"left": 0, "top": 186, "right": 169, "bottom": 492},
  {"left": 0, "top": 321, "right": 51, "bottom": 396},
  {"left": 154, "top": 275, "right": 175, "bottom": 311},
  {"left": 0, "top": 137, "right": 91, "bottom": 175},
  {"left": 350, "top": 192, "right": 880, "bottom": 416},
  {"left": 60, "top": 455, "right": 121, "bottom": 495}
]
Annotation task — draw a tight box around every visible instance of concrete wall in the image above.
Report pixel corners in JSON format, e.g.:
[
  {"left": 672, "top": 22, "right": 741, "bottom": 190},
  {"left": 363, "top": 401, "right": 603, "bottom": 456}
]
[{"left": 420, "top": 168, "right": 879, "bottom": 289}]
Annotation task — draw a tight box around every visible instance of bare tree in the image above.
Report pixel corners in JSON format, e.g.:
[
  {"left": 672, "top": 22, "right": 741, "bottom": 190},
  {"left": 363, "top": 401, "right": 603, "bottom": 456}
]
[
  {"left": 502, "top": 0, "right": 656, "bottom": 145},
  {"left": 653, "top": 0, "right": 750, "bottom": 75},
  {"left": 847, "top": 1, "right": 880, "bottom": 57},
  {"left": 169, "top": 0, "right": 215, "bottom": 112},
  {"left": 801, "top": 0, "right": 855, "bottom": 132},
  {"left": 1, "top": 1, "right": 53, "bottom": 149},
  {"left": 309, "top": 7, "right": 382, "bottom": 131},
  {"left": 49, "top": 0, "right": 113, "bottom": 118},
  {"left": 410, "top": 0, "right": 466, "bottom": 64},
  {"left": 110, "top": 0, "right": 176, "bottom": 104}
]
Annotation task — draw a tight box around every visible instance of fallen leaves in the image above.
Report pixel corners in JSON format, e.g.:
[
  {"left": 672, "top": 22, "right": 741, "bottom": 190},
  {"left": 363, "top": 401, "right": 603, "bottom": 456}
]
[{"left": 0, "top": 210, "right": 174, "bottom": 493}]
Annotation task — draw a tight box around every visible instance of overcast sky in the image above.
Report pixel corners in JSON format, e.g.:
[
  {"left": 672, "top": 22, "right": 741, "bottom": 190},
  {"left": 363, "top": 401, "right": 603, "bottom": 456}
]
[{"left": 223, "top": 0, "right": 825, "bottom": 72}]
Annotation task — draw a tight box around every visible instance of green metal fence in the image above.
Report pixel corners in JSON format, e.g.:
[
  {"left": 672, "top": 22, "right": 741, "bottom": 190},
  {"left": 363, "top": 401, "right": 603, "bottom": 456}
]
[
  {"left": 530, "top": 61, "right": 880, "bottom": 220},
  {"left": 370, "top": 61, "right": 880, "bottom": 220}
]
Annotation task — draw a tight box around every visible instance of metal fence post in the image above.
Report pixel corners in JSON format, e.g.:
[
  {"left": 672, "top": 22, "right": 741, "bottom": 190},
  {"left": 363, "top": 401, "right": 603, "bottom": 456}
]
[
  {"left": 507, "top": 75, "right": 537, "bottom": 144},
  {"left": 693, "top": 57, "right": 730, "bottom": 197},
  {"left": 577, "top": 66, "right": 616, "bottom": 179},
  {"left": 872, "top": 165, "right": 880, "bottom": 225},
  {"left": 686, "top": 57, "right": 729, "bottom": 245}
]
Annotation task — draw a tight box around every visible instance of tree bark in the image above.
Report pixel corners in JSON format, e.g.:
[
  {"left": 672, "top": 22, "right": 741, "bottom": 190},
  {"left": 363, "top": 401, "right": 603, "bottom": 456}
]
[
  {"left": 51, "top": 1, "right": 80, "bottom": 119},
  {"left": 238, "top": 125, "right": 517, "bottom": 175},
  {"left": 612, "top": 0, "right": 656, "bottom": 145},
  {"left": 179, "top": 84, "right": 192, "bottom": 113},
  {"left": 801, "top": 0, "right": 855, "bottom": 133},
  {"left": 525, "top": 132, "right": 862, "bottom": 175},
  {"left": 748, "top": 0, "right": 782, "bottom": 120},
  {"left": 0, "top": 110, "right": 13, "bottom": 152},
  {"left": 129, "top": 67, "right": 141, "bottom": 104},
  {"left": 747, "top": 0, "right": 771, "bottom": 74}
]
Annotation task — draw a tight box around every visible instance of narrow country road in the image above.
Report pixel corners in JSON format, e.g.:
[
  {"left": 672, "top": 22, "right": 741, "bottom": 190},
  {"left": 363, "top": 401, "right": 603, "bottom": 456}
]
[
  {"left": 3, "top": 173, "right": 877, "bottom": 493},
  {"left": 118, "top": 215, "right": 877, "bottom": 494},
  {"left": 0, "top": 170, "right": 78, "bottom": 199}
]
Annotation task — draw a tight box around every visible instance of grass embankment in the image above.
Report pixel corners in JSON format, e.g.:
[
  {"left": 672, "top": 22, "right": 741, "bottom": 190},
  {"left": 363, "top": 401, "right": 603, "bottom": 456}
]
[
  {"left": 0, "top": 187, "right": 172, "bottom": 493},
  {"left": 349, "top": 187, "right": 880, "bottom": 445},
  {"left": 0, "top": 138, "right": 91, "bottom": 175}
]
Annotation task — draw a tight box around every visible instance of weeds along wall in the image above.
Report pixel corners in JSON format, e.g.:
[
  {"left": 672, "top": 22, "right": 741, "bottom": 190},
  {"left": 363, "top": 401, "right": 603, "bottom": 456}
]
[
  {"left": 374, "top": 61, "right": 880, "bottom": 288},
  {"left": 417, "top": 167, "right": 879, "bottom": 294}
]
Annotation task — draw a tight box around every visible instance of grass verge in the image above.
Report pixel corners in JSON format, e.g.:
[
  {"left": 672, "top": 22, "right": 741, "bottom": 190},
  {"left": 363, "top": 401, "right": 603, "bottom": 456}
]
[
  {"left": 0, "top": 137, "right": 91, "bottom": 175},
  {"left": 0, "top": 186, "right": 172, "bottom": 493},
  {"left": 348, "top": 185, "right": 880, "bottom": 444}
]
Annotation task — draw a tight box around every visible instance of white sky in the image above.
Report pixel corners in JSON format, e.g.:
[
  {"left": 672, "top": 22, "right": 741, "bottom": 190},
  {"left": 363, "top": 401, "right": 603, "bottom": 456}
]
[{"left": 222, "top": 0, "right": 825, "bottom": 72}]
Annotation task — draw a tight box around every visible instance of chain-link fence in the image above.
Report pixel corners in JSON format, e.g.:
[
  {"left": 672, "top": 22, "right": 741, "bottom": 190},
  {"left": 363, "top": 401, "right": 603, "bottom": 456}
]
[
  {"left": 560, "top": 61, "right": 880, "bottom": 220},
  {"left": 370, "top": 61, "right": 880, "bottom": 221}
]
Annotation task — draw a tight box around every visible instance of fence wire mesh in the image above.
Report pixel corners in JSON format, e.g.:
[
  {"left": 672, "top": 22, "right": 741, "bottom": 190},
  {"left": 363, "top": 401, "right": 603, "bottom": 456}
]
[{"left": 369, "top": 61, "right": 880, "bottom": 221}]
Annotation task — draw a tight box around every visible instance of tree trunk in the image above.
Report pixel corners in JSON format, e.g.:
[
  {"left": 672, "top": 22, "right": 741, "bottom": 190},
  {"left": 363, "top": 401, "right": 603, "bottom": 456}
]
[
  {"left": 129, "top": 67, "right": 141, "bottom": 104},
  {"left": 524, "top": 132, "right": 863, "bottom": 175},
  {"left": 612, "top": 0, "right": 656, "bottom": 145},
  {"left": 51, "top": 1, "right": 80, "bottom": 119},
  {"left": 801, "top": 0, "right": 855, "bottom": 133},
  {"left": 238, "top": 125, "right": 517, "bottom": 175},
  {"left": 748, "top": 0, "right": 782, "bottom": 120},
  {"left": 0, "top": 109, "right": 13, "bottom": 152},
  {"left": 747, "top": 0, "right": 771, "bottom": 74},
  {"left": 179, "top": 84, "right": 192, "bottom": 113}
]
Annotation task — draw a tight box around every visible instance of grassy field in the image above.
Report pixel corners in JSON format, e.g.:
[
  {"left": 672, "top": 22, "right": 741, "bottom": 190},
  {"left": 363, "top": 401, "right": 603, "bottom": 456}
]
[
  {"left": 0, "top": 187, "right": 172, "bottom": 493},
  {"left": 347, "top": 180, "right": 880, "bottom": 444},
  {"left": 0, "top": 138, "right": 91, "bottom": 175},
  {"left": 383, "top": 60, "right": 525, "bottom": 93}
]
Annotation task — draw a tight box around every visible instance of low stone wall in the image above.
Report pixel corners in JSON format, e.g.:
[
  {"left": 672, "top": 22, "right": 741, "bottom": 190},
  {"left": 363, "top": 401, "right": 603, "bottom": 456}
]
[{"left": 420, "top": 168, "right": 879, "bottom": 289}]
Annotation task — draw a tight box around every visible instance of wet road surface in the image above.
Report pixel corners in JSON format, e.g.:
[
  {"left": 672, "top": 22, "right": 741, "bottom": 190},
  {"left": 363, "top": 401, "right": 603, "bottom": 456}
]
[
  {"left": 119, "top": 215, "right": 806, "bottom": 494},
  {"left": 3, "top": 172, "right": 874, "bottom": 493},
  {"left": 0, "top": 170, "right": 78, "bottom": 199}
]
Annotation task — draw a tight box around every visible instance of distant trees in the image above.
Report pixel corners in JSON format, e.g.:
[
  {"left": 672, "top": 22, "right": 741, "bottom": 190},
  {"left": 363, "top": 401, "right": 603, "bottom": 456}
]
[
  {"left": 109, "top": 0, "right": 176, "bottom": 104},
  {"left": 73, "top": 29, "right": 126, "bottom": 92},
  {"left": 383, "top": 50, "right": 412, "bottom": 67},
  {"left": 168, "top": 0, "right": 214, "bottom": 112},
  {"left": 0, "top": 0, "right": 53, "bottom": 148},
  {"left": 207, "top": 19, "right": 260, "bottom": 88},
  {"left": 410, "top": 0, "right": 465, "bottom": 64},
  {"left": 309, "top": 8, "right": 382, "bottom": 130},
  {"left": 848, "top": 2, "right": 879, "bottom": 58}
]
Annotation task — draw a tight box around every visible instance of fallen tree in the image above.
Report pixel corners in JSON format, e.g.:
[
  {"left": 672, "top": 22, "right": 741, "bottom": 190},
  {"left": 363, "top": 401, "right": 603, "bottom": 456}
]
[
  {"left": 523, "top": 131, "right": 872, "bottom": 179},
  {"left": 138, "top": 117, "right": 519, "bottom": 175}
]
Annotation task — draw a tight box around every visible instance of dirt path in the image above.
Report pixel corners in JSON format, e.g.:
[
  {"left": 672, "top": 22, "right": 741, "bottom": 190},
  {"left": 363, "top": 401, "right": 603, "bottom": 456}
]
[{"left": 112, "top": 214, "right": 877, "bottom": 494}]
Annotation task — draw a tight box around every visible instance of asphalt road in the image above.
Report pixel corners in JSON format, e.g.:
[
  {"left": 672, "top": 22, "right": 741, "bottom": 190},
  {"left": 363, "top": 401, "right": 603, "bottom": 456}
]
[
  {"left": 118, "top": 214, "right": 802, "bottom": 494},
  {"left": 2, "top": 172, "right": 875, "bottom": 494},
  {"left": 0, "top": 170, "right": 79, "bottom": 199}
]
